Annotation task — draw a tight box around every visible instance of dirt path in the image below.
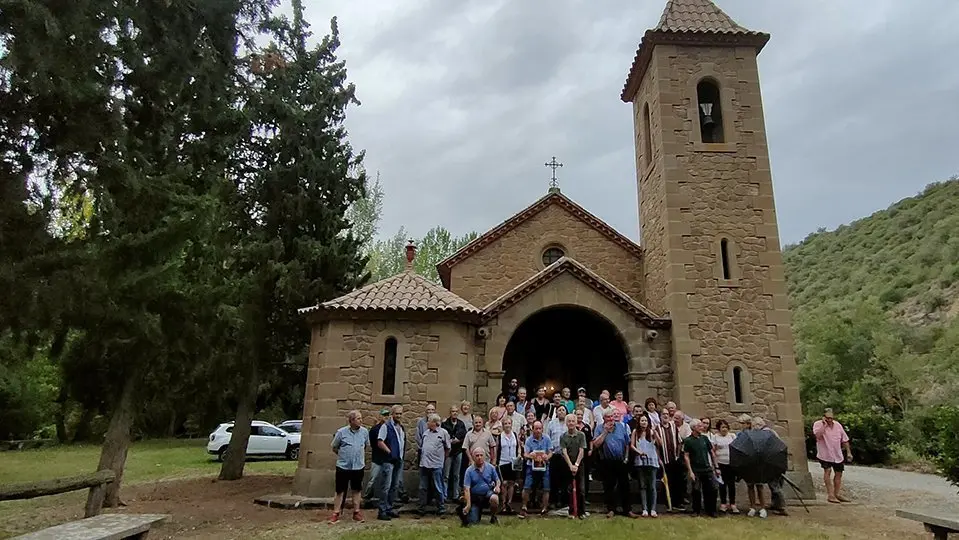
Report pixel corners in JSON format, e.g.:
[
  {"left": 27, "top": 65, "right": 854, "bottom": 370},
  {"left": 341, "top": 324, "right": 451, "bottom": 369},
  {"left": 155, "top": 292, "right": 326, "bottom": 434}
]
[{"left": 806, "top": 462, "right": 958, "bottom": 516}]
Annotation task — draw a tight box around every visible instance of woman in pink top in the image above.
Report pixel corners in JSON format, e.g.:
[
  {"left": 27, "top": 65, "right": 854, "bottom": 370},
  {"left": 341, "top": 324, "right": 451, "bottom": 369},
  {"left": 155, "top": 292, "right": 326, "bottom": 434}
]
[
  {"left": 812, "top": 408, "right": 853, "bottom": 503},
  {"left": 610, "top": 390, "right": 629, "bottom": 417}
]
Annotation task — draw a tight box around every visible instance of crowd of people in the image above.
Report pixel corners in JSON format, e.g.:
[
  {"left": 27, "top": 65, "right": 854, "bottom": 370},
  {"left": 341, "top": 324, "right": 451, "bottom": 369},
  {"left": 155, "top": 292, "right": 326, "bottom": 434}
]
[{"left": 328, "top": 378, "right": 854, "bottom": 525}]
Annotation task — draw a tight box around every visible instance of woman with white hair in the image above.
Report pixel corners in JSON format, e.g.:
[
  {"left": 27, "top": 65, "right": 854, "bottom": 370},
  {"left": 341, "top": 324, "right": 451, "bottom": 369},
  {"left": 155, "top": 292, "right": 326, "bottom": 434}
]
[{"left": 745, "top": 416, "right": 767, "bottom": 518}]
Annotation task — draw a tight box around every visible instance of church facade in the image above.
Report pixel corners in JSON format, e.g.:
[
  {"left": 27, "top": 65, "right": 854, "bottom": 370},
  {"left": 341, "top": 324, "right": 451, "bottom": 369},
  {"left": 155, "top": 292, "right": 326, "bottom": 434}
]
[{"left": 293, "top": 0, "right": 812, "bottom": 498}]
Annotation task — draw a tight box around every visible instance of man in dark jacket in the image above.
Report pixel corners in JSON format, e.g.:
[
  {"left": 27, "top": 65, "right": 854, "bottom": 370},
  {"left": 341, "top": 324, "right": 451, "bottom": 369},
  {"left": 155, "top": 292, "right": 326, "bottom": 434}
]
[
  {"left": 362, "top": 409, "right": 391, "bottom": 506},
  {"left": 442, "top": 405, "right": 468, "bottom": 501}
]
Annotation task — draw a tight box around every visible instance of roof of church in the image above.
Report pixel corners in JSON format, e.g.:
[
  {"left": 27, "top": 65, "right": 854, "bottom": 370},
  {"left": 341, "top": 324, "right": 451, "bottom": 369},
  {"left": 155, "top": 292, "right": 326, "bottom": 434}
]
[
  {"left": 620, "top": 0, "right": 769, "bottom": 102},
  {"left": 436, "top": 189, "right": 643, "bottom": 289},
  {"left": 481, "top": 256, "right": 670, "bottom": 329},
  {"left": 299, "top": 270, "right": 481, "bottom": 321}
]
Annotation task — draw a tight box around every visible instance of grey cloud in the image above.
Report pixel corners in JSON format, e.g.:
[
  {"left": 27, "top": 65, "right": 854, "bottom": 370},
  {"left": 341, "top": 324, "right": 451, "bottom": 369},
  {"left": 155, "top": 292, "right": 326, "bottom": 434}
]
[{"left": 301, "top": 0, "right": 959, "bottom": 245}]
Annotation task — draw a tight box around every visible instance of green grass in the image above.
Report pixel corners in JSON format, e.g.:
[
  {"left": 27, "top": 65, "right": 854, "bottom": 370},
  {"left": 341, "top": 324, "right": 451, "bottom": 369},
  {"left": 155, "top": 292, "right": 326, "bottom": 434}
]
[
  {"left": 0, "top": 438, "right": 296, "bottom": 485},
  {"left": 252, "top": 517, "right": 836, "bottom": 540}
]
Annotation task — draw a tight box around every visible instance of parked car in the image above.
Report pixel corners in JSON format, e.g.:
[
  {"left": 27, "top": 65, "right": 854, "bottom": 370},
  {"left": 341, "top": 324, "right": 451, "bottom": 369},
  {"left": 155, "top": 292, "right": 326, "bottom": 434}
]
[
  {"left": 206, "top": 420, "right": 299, "bottom": 462},
  {"left": 277, "top": 419, "right": 302, "bottom": 435}
]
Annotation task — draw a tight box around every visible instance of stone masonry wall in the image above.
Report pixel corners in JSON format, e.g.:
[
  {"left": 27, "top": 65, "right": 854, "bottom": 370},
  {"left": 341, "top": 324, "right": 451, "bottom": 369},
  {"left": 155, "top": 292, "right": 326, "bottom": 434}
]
[
  {"left": 449, "top": 203, "right": 645, "bottom": 309},
  {"left": 633, "top": 42, "right": 808, "bottom": 478},
  {"left": 293, "top": 317, "right": 476, "bottom": 498},
  {"left": 635, "top": 51, "right": 668, "bottom": 316}
]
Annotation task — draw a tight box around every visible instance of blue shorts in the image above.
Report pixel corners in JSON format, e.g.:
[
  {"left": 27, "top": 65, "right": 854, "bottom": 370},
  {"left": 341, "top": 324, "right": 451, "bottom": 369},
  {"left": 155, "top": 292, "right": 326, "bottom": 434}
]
[{"left": 523, "top": 465, "right": 550, "bottom": 491}]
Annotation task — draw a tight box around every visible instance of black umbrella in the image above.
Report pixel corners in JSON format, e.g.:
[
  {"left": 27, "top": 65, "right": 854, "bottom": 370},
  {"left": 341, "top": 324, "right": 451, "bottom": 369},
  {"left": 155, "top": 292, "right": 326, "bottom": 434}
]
[{"left": 729, "top": 429, "right": 788, "bottom": 485}]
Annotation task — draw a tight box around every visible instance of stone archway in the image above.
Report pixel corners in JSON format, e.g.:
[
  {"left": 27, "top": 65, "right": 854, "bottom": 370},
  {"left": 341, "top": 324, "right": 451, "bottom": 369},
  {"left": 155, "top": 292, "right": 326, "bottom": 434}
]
[
  {"left": 477, "top": 271, "right": 673, "bottom": 409},
  {"left": 501, "top": 305, "right": 630, "bottom": 401}
]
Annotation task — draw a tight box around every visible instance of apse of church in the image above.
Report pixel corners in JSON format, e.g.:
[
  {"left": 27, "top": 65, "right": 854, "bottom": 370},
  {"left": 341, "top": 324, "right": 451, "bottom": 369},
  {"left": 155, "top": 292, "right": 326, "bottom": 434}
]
[{"left": 291, "top": 0, "right": 812, "bottom": 498}]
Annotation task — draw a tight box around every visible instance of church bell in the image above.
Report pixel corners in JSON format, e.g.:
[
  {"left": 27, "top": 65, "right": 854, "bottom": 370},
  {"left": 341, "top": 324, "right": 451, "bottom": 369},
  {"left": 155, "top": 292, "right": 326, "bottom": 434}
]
[{"left": 699, "top": 102, "right": 715, "bottom": 129}]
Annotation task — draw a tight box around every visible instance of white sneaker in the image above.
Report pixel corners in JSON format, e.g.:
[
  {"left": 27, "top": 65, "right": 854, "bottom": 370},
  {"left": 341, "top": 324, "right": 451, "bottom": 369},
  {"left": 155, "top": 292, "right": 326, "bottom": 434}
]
[
  {"left": 759, "top": 509, "right": 768, "bottom": 519},
  {"left": 747, "top": 508, "right": 757, "bottom": 517},
  {"left": 641, "top": 511, "right": 649, "bottom": 517},
  {"left": 650, "top": 511, "right": 658, "bottom": 518}
]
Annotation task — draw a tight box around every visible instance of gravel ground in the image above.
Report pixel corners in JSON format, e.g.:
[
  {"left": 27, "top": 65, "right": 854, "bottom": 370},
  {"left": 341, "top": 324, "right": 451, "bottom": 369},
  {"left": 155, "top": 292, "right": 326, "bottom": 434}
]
[{"left": 807, "top": 462, "right": 958, "bottom": 516}]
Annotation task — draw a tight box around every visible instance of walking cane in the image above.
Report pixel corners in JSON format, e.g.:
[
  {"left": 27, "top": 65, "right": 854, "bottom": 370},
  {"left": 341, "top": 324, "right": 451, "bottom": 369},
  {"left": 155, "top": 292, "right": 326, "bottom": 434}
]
[
  {"left": 570, "top": 469, "right": 578, "bottom": 517},
  {"left": 661, "top": 467, "right": 672, "bottom": 511}
]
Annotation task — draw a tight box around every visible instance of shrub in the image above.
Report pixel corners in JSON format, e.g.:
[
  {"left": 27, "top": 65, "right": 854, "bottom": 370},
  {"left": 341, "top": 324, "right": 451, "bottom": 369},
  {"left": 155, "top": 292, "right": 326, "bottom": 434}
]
[
  {"left": 878, "top": 287, "right": 906, "bottom": 306},
  {"left": 915, "top": 405, "right": 959, "bottom": 492},
  {"left": 833, "top": 411, "right": 897, "bottom": 465}
]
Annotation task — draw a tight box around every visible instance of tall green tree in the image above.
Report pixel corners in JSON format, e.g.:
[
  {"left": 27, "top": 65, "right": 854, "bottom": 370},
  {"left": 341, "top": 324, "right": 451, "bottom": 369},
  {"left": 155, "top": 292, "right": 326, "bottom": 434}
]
[
  {"left": 216, "top": 1, "right": 368, "bottom": 480},
  {"left": 367, "top": 226, "right": 477, "bottom": 282},
  {"left": 0, "top": 0, "right": 273, "bottom": 509},
  {"left": 346, "top": 170, "right": 384, "bottom": 254}
]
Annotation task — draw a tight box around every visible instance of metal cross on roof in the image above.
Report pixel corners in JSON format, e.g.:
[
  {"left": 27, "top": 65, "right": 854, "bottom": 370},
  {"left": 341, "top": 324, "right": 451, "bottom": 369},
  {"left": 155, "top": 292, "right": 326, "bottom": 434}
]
[{"left": 544, "top": 156, "right": 563, "bottom": 188}]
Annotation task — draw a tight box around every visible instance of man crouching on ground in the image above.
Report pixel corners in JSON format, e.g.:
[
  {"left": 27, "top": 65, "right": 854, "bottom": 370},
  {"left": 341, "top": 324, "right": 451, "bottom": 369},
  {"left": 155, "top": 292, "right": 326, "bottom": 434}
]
[{"left": 461, "top": 447, "right": 501, "bottom": 526}]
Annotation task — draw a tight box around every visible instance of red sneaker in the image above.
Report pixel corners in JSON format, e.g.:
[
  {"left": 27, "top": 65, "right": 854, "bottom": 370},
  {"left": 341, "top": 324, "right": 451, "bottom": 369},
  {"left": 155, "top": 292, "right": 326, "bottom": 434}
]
[
  {"left": 352, "top": 511, "right": 364, "bottom": 523},
  {"left": 328, "top": 512, "right": 340, "bottom": 524}
]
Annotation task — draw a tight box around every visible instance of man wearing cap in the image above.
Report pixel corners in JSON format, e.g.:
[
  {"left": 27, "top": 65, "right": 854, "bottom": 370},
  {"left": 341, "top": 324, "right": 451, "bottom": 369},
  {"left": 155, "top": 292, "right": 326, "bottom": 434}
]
[
  {"left": 363, "top": 408, "right": 392, "bottom": 504},
  {"left": 813, "top": 408, "right": 853, "bottom": 504}
]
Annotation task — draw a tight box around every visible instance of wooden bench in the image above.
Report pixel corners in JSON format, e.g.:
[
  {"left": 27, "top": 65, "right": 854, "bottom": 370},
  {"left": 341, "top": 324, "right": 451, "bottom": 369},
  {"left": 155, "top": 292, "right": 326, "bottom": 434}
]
[
  {"left": 11, "top": 513, "right": 168, "bottom": 540},
  {"left": 897, "top": 510, "right": 959, "bottom": 540}
]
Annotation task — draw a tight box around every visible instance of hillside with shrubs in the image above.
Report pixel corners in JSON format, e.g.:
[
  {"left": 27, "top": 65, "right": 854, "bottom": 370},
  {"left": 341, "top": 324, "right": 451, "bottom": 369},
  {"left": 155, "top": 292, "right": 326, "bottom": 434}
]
[{"left": 785, "top": 178, "right": 959, "bottom": 485}]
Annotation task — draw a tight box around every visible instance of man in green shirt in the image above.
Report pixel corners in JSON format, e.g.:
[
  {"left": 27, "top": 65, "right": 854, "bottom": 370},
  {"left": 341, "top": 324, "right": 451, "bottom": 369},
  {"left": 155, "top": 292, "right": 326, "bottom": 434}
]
[
  {"left": 683, "top": 418, "right": 718, "bottom": 517},
  {"left": 559, "top": 414, "right": 587, "bottom": 518}
]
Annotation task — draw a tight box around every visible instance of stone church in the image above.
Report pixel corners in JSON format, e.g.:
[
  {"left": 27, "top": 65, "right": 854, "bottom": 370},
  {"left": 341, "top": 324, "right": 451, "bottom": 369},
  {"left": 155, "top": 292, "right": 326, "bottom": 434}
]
[{"left": 293, "top": 0, "right": 812, "bottom": 497}]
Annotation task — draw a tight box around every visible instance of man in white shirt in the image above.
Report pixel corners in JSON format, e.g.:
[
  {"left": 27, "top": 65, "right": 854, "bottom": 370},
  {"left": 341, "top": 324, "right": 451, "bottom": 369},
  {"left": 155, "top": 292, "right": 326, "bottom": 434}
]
[
  {"left": 673, "top": 410, "right": 692, "bottom": 440},
  {"left": 505, "top": 400, "right": 525, "bottom": 431},
  {"left": 592, "top": 391, "right": 611, "bottom": 427},
  {"left": 546, "top": 407, "right": 569, "bottom": 508}
]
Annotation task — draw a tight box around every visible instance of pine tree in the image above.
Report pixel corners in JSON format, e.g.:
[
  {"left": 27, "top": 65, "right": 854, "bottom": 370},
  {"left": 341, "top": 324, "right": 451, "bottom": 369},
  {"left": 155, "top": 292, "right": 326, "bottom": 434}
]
[
  {"left": 216, "top": 0, "right": 368, "bottom": 480},
  {"left": 1, "top": 0, "right": 274, "bottom": 510}
]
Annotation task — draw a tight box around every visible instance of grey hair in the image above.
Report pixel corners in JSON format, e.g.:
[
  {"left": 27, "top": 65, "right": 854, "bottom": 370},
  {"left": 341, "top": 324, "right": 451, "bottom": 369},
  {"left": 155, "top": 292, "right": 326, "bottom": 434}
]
[
  {"left": 738, "top": 413, "right": 753, "bottom": 424},
  {"left": 390, "top": 404, "right": 403, "bottom": 414},
  {"left": 752, "top": 416, "right": 766, "bottom": 428},
  {"left": 427, "top": 413, "right": 442, "bottom": 425},
  {"left": 347, "top": 410, "right": 362, "bottom": 421},
  {"left": 603, "top": 407, "right": 616, "bottom": 417},
  {"left": 689, "top": 418, "right": 702, "bottom": 430}
]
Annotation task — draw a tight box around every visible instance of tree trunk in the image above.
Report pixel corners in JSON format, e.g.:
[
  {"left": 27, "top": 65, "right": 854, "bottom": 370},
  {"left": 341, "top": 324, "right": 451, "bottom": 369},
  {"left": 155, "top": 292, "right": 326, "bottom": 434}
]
[
  {"left": 166, "top": 410, "right": 177, "bottom": 438},
  {"left": 72, "top": 407, "right": 96, "bottom": 443},
  {"left": 85, "top": 376, "right": 136, "bottom": 513},
  {"left": 218, "top": 362, "right": 258, "bottom": 481},
  {"left": 54, "top": 387, "right": 69, "bottom": 444}
]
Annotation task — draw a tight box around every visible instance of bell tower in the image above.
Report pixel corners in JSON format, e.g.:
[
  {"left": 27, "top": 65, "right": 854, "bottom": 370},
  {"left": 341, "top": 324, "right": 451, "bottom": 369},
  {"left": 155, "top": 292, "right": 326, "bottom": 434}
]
[{"left": 622, "top": 0, "right": 812, "bottom": 492}]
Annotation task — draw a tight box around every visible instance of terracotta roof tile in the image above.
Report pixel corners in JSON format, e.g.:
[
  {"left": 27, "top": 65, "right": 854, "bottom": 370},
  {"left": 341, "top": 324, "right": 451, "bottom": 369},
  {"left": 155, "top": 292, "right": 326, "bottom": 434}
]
[
  {"left": 655, "top": 0, "right": 751, "bottom": 34},
  {"left": 299, "top": 271, "right": 480, "bottom": 317},
  {"left": 436, "top": 190, "right": 643, "bottom": 289},
  {"left": 481, "top": 257, "right": 670, "bottom": 329}
]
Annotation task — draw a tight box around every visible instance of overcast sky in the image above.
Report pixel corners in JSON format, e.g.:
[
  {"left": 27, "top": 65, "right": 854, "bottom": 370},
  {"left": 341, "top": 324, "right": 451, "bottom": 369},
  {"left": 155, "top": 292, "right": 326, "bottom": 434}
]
[{"left": 295, "top": 0, "right": 958, "bottom": 246}]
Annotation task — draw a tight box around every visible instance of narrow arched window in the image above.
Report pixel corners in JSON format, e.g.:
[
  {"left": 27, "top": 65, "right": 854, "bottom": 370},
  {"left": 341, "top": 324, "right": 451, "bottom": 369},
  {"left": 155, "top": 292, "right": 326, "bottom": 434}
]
[
  {"left": 720, "top": 238, "right": 731, "bottom": 280},
  {"left": 697, "top": 79, "right": 724, "bottom": 143},
  {"left": 732, "top": 366, "right": 744, "bottom": 404},
  {"left": 642, "top": 102, "right": 653, "bottom": 169},
  {"left": 382, "top": 337, "right": 398, "bottom": 395}
]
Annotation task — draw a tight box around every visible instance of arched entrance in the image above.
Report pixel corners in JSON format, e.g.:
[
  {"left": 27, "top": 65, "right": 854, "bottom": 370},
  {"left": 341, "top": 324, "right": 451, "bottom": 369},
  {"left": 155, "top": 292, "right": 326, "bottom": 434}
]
[{"left": 502, "top": 305, "right": 630, "bottom": 401}]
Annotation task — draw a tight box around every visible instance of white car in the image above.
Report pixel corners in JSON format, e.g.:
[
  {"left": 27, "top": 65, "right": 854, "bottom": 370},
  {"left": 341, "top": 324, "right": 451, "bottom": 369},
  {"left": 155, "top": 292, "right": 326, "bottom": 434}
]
[
  {"left": 207, "top": 420, "right": 299, "bottom": 461},
  {"left": 277, "top": 419, "right": 302, "bottom": 438}
]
